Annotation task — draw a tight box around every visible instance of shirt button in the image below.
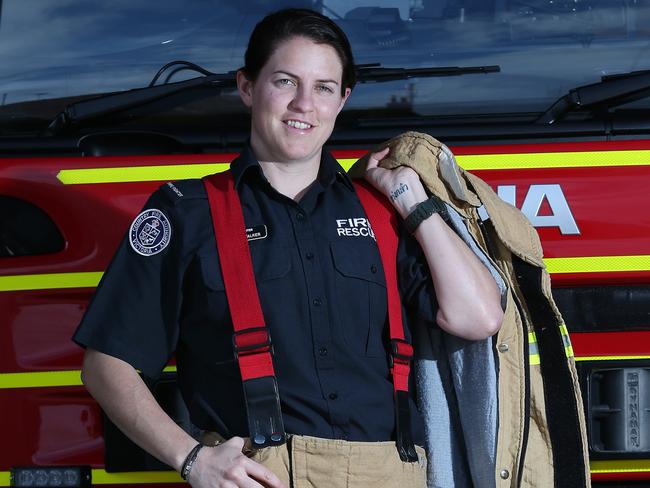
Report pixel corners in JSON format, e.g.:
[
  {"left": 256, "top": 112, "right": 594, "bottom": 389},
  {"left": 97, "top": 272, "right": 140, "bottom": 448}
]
[
  {"left": 313, "top": 298, "right": 322, "bottom": 307},
  {"left": 329, "top": 393, "right": 338, "bottom": 400},
  {"left": 296, "top": 211, "right": 305, "bottom": 221},
  {"left": 306, "top": 252, "right": 314, "bottom": 260},
  {"left": 318, "top": 347, "right": 328, "bottom": 357},
  {"left": 499, "top": 469, "right": 510, "bottom": 480},
  {"left": 497, "top": 343, "right": 509, "bottom": 353},
  {"left": 370, "top": 264, "right": 378, "bottom": 273}
]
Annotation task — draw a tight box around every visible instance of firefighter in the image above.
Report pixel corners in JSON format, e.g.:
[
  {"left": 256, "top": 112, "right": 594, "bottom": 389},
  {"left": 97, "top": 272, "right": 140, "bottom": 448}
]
[{"left": 73, "top": 8, "right": 503, "bottom": 487}]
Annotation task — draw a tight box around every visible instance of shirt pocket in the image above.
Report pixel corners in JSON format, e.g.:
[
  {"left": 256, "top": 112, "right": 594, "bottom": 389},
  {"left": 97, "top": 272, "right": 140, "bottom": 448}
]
[
  {"left": 199, "top": 245, "right": 292, "bottom": 291},
  {"left": 330, "top": 240, "right": 387, "bottom": 358}
]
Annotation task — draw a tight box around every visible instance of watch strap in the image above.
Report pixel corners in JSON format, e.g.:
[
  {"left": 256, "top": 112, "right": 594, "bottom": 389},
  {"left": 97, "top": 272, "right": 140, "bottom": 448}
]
[{"left": 403, "top": 195, "right": 447, "bottom": 233}]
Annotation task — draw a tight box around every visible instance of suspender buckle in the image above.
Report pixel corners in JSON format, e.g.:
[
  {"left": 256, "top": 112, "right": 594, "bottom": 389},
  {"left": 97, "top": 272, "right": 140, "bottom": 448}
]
[
  {"left": 242, "top": 376, "right": 287, "bottom": 449},
  {"left": 233, "top": 327, "right": 273, "bottom": 359},
  {"left": 389, "top": 339, "right": 414, "bottom": 367}
]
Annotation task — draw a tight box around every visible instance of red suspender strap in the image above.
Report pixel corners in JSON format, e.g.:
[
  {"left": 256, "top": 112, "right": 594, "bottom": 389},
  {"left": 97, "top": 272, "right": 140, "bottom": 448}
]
[
  {"left": 203, "top": 171, "right": 274, "bottom": 380},
  {"left": 353, "top": 180, "right": 418, "bottom": 463},
  {"left": 203, "top": 171, "right": 286, "bottom": 448}
]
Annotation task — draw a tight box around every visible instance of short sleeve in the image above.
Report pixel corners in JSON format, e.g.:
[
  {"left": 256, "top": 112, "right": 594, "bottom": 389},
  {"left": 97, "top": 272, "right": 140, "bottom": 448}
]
[
  {"left": 73, "top": 189, "right": 187, "bottom": 378},
  {"left": 397, "top": 224, "right": 439, "bottom": 327}
]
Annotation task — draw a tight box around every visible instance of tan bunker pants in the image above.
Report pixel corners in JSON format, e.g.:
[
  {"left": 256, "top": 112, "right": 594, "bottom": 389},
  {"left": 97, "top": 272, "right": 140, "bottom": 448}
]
[{"left": 203, "top": 433, "right": 427, "bottom": 488}]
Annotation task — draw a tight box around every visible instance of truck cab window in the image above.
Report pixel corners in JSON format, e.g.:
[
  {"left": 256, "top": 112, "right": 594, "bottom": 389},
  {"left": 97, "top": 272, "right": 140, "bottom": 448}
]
[{"left": 0, "top": 196, "right": 64, "bottom": 257}]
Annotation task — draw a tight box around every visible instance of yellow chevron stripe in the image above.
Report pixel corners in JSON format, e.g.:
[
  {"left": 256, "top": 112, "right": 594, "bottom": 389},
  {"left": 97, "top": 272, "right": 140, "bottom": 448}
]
[
  {"left": 6, "top": 459, "right": 647, "bottom": 486},
  {"left": 575, "top": 355, "right": 650, "bottom": 362},
  {"left": 590, "top": 458, "right": 650, "bottom": 474},
  {"left": 338, "top": 159, "right": 358, "bottom": 171},
  {"left": 5, "top": 463, "right": 648, "bottom": 486},
  {"left": 91, "top": 469, "right": 182, "bottom": 484},
  {"left": 0, "top": 469, "right": 182, "bottom": 486},
  {"left": 545, "top": 255, "right": 650, "bottom": 274},
  {"left": 0, "top": 370, "right": 83, "bottom": 389},
  {"left": 0, "top": 366, "right": 177, "bottom": 390},
  {"left": 57, "top": 163, "right": 230, "bottom": 184},
  {"left": 54, "top": 150, "right": 650, "bottom": 186},
  {"left": 0, "top": 272, "right": 103, "bottom": 292},
  {"left": 455, "top": 149, "right": 650, "bottom": 170},
  {"left": 56, "top": 159, "right": 361, "bottom": 185},
  {"left": 3, "top": 256, "right": 647, "bottom": 293}
]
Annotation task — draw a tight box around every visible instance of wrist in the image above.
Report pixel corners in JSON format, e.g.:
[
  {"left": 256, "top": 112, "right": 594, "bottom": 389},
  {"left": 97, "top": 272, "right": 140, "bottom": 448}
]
[
  {"left": 388, "top": 183, "right": 428, "bottom": 219},
  {"left": 172, "top": 438, "right": 201, "bottom": 472},
  {"left": 180, "top": 443, "right": 204, "bottom": 480},
  {"left": 403, "top": 195, "right": 448, "bottom": 234}
]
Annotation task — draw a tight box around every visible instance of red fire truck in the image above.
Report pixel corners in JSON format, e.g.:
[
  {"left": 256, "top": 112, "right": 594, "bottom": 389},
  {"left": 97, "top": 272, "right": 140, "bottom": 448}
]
[{"left": 1, "top": 1, "right": 648, "bottom": 486}]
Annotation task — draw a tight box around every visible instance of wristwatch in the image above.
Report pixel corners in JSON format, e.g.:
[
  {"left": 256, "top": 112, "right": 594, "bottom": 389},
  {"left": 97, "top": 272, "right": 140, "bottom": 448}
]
[{"left": 403, "top": 195, "right": 448, "bottom": 234}]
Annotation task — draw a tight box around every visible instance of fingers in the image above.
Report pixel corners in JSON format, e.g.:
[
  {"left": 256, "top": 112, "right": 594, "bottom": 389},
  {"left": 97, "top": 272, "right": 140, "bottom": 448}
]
[
  {"left": 244, "top": 457, "right": 288, "bottom": 488},
  {"left": 366, "top": 146, "right": 390, "bottom": 170}
]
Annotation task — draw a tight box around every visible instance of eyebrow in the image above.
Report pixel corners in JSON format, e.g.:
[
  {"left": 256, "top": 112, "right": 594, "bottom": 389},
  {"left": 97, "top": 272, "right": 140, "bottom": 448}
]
[{"left": 273, "top": 70, "right": 340, "bottom": 85}]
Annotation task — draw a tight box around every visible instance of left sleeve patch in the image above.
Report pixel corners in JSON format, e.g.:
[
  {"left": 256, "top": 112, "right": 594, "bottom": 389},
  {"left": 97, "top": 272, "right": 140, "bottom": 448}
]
[{"left": 129, "top": 209, "right": 172, "bottom": 256}]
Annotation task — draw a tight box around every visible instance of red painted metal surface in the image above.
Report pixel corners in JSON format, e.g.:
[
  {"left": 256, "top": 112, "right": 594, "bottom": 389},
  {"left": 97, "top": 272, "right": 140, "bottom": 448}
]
[
  {"left": 591, "top": 471, "right": 650, "bottom": 482},
  {"left": 1, "top": 141, "right": 649, "bottom": 481},
  {"left": 571, "top": 331, "right": 650, "bottom": 357}
]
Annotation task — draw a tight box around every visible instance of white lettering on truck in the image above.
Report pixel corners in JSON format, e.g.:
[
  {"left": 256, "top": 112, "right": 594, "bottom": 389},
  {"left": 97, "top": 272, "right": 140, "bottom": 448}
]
[{"left": 497, "top": 184, "right": 580, "bottom": 235}]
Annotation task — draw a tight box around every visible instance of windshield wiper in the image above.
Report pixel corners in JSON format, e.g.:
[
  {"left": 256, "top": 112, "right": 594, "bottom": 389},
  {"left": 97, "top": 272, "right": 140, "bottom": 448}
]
[
  {"left": 356, "top": 63, "right": 500, "bottom": 82},
  {"left": 47, "top": 71, "right": 237, "bottom": 134},
  {"left": 46, "top": 62, "right": 500, "bottom": 134},
  {"left": 537, "top": 69, "right": 650, "bottom": 124}
]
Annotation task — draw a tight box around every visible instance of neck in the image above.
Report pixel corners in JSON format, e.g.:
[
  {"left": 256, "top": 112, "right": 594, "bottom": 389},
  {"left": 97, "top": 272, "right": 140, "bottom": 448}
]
[{"left": 258, "top": 156, "right": 321, "bottom": 201}]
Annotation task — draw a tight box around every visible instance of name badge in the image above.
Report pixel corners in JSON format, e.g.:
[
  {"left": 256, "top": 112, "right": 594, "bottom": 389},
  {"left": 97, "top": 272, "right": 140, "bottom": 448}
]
[{"left": 246, "top": 225, "right": 268, "bottom": 241}]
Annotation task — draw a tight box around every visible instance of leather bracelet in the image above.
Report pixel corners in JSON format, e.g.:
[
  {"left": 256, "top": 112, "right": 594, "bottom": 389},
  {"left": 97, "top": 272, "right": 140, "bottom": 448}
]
[
  {"left": 403, "top": 195, "right": 448, "bottom": 234},
  {"left": 180, "top": 443, "right": 204, "bottom": 481}
]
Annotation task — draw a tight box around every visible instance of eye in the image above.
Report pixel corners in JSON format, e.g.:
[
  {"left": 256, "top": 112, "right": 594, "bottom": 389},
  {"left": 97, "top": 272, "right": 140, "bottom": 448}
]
[
  {"left": 316, "top": 84, "right": 335, "bottom": 94},
  {"left": 275, "top": 78, "right": 296, "bottom": 87}
]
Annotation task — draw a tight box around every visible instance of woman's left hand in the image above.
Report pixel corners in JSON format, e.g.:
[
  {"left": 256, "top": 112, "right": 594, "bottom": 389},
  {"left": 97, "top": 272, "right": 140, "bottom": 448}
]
[{"left": 363, "top": 147, "right": 428, "bottom": 219}]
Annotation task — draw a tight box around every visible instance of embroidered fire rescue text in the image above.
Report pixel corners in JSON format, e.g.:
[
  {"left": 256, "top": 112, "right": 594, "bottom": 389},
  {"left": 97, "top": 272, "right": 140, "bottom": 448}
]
[{"left": 336, "top": 218, "right": 375, "bottom": 240}]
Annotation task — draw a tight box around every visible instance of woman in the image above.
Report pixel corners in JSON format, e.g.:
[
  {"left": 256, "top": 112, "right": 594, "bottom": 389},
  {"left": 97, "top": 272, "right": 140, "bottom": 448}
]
[{"left": 74, "top": 8, "right": 503, "bottom": 487}]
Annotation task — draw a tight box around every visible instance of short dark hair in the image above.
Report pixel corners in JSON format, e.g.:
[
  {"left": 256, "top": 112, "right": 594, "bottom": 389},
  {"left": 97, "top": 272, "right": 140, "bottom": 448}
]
[{"left": 242, "top": 8, "right": 356, "bottom": 96}]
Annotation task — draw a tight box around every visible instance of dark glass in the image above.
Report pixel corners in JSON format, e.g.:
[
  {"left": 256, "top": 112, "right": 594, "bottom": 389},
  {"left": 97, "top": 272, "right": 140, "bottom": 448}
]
[{"left": 1, "top": 0, "right": 649, "bottom": 134}]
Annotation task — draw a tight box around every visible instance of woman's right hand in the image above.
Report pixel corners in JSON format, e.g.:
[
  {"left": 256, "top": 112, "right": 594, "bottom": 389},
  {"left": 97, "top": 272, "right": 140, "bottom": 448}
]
[{"left": 187, "top": 437, "right": 287, "bottom": 488}]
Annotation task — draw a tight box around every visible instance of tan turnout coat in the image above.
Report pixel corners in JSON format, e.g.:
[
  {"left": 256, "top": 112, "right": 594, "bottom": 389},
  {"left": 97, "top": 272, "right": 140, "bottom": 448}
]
[{"left": 352, "top": 132, "right": 591, "bottom": 488}]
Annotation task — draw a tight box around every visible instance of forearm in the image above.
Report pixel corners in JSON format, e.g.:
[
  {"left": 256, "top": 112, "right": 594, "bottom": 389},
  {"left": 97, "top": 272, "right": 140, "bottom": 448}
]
[
  {"left": 363, "top": 151, "right": 503, "bottom": 339},
  {"left": 412, "top": 213, "right": 503, "bottom": 339},
  {"left": 81, "top": 349, "right": 196, "bottom": 472},
  {"left": 383, "top": 172, "right": 502, "bottom": 339}
]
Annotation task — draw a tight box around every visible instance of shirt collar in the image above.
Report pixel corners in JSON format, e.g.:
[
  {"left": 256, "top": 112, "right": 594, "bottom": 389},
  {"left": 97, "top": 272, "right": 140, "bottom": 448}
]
[
  {"left": 230, "top": 145, "right": 354, "bottom": 192},
  {"left": 230, "top": 145, "right": 264, "bottom": 189},
  {"left": 319, "top": 149, "right": 355, "bottom": 192}
]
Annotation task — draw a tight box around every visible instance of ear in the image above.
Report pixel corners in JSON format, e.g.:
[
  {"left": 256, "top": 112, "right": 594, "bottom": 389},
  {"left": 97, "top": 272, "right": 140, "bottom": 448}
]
[
  {"left": 237, "top": 70, "right": 254, "bottom": 108},
  {"left": 337, "top": 87, "right": 352, "bottom": 115}
]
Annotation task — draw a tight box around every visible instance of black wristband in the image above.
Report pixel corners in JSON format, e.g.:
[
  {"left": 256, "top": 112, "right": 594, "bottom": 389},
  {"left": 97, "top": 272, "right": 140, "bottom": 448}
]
[
  {"left": 180, "top": 443, "right": 204, "bottom": 481},
  {"left": 403, "top": 195, "right": 448, "bottom": 234}
]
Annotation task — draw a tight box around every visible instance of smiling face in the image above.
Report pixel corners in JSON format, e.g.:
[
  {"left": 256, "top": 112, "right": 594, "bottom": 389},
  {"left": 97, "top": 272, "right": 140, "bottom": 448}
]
[{"left": 237, "top": 36, "right": 351, "bottom": 165}]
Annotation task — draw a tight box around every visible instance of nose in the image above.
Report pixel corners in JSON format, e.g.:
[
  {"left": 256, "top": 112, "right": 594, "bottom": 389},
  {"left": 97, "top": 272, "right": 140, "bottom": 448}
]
[{"left": 289, "top": 84, "right": 314, "bottom": 113}]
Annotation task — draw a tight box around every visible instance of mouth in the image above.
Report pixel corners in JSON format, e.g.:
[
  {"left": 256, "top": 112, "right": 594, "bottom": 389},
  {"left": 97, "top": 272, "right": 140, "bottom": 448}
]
[{"left": 284, "top": 119, "right": 314, "bottom": 130}]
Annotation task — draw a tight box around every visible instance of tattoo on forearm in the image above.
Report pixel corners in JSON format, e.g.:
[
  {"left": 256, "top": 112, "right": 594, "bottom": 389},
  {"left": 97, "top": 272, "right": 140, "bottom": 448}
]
[{"left": 389, "top": 182, "right": 409, "bottom": 201}]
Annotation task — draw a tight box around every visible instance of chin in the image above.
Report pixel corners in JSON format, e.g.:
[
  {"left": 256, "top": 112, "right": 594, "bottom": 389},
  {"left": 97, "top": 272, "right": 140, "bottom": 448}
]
[{"left": 281, "top": 144, "right": 320, "bottom": 163}]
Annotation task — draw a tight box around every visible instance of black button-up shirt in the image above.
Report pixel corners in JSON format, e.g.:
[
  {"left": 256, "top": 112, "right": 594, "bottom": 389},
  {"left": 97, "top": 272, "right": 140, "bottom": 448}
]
[{"left": 74, "top": 147, "right": 438, "bottom": 445}]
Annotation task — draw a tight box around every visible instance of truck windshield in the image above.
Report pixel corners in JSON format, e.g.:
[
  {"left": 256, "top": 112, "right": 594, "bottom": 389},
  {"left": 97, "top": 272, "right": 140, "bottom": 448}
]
[{"left": 1, "top": 0, "right": 650, "bottom": 133}]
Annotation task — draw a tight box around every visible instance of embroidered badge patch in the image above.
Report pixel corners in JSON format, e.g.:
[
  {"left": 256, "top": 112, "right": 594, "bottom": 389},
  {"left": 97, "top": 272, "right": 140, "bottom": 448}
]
[{"left": 129, "top": 209, "right": 172, "bottom": 256}]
